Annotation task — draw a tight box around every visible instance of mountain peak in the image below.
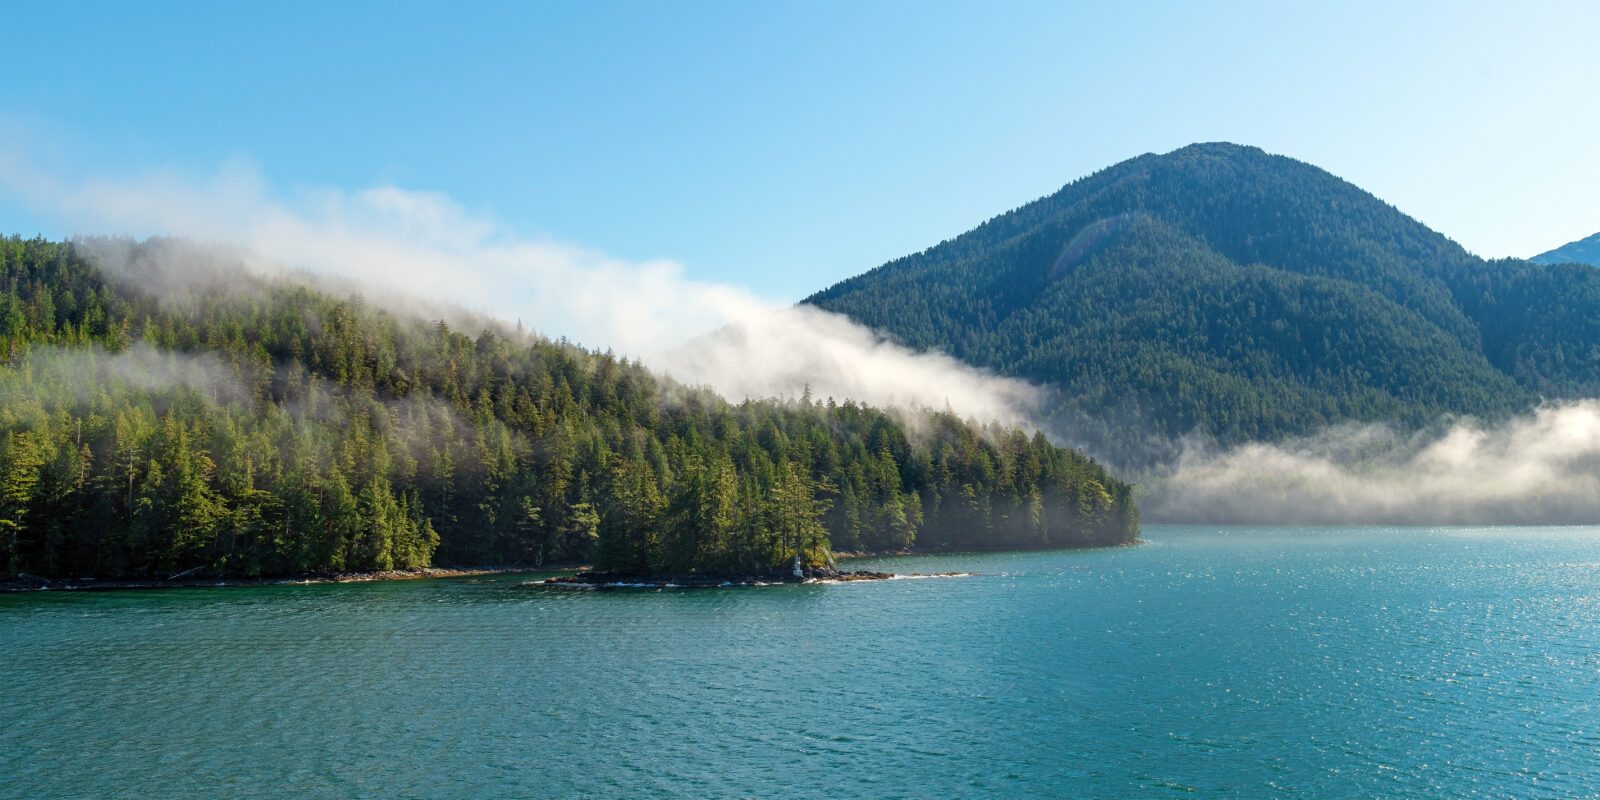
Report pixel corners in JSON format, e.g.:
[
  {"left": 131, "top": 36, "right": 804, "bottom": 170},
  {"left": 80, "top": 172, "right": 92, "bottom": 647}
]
[
  {"left": 807, "top": 146, "right": 1600, "bottom": 467},
  {"left": 1165, "top": 141, "right": 1268, "bottom": 157}
]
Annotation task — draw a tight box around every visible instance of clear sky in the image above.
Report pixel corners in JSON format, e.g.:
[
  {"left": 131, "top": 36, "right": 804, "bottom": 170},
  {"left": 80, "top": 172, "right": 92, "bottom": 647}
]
[{"left": 2, "top": 0, "right": 1596, "bottom": 301}]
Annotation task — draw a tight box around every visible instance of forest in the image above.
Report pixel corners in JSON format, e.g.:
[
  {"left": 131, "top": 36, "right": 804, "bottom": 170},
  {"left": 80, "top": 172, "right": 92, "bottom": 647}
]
[
  {"left": 808, "top": 143, "right": 1600, "bottom": 468},
  {"left": 1532, "top": 230, "right": 1600, "bottom": 267},
  {"left": 0, "top": 235, "right": 1138, "bottom": 580}
]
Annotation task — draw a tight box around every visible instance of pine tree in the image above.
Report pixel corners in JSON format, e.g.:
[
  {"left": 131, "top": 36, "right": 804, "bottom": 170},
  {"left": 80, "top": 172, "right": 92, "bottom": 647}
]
[{"left": 0, "top": 431, "right": 46, "bottom": 573}]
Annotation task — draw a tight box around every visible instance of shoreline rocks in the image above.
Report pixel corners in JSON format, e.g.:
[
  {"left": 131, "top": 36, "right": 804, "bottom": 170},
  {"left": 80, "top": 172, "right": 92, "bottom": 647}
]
[
  {"left": 541, "top": 567, "right": 897, "bottom": 588},
  {"left": 0, "top": 566, "right": 540, "bottom": 593}
]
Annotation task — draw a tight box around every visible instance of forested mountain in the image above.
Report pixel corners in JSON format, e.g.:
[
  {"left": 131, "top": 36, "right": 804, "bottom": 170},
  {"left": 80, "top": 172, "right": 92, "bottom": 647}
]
[
  {"left": 807, "top": 143, "right": 1600, "bottom": 467},
  {"left": 1533, "top": 231, "right": 1600, "bottom": 267},
  {"left": 0, "top": 236, "right": 1136, "bottom": 580}
]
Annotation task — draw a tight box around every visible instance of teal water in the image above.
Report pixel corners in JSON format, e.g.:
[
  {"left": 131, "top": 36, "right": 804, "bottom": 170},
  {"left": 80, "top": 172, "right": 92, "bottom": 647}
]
[{"left": 5, "top": 525, "right": 1600, "bottom": 798}]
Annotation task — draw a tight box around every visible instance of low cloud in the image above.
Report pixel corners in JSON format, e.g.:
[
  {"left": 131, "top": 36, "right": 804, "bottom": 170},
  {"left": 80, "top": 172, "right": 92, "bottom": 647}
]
[
  {"left": 655, "top": 304, "right": 1040, "bottom": 425},
  {"left": 15, "top": 147, "right": 1593, "bottom": 525},
  {"left": 0, "top": 151, "right": 1041, "bottom": 426},
  {"left": 0, "top": 344, "right": 249, "bottom": 408},
  {"left": 1145, "top": 401, "right": 1600, "bottom": 525}
]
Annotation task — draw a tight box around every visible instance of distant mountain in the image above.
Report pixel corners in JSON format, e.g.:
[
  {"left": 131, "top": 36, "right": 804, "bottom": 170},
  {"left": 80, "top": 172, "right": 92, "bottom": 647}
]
[
  {"left": 807, "top": 143, "right": 1600, "bottom": 467},
  {"left": 1532, "top": 231, "right": 1600, "bottom": 266}
]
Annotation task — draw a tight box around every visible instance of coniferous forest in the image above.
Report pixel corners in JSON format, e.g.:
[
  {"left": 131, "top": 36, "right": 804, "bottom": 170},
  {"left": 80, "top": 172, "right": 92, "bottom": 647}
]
[
  {"left": 809, "top": 143, "right": 1600, "bottom": 468},
  {"left": 1532, "top": 230, "right": 1600, "bottom": 267},
  {"left": 0, "top": 236, "right": 1137, "bottom": 580}
]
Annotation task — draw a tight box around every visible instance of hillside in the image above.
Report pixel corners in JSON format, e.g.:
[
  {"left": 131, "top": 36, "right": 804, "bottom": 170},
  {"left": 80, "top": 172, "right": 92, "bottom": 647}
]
[
  {"left": 1533, "top": 231, "right": 1600, "bottom": 267},
  {"left": 0, "top": 236, "right": 1137, "bottom": 580},
  {"left": 807, "top": 143, "right": 1600, "bottom": 466}
]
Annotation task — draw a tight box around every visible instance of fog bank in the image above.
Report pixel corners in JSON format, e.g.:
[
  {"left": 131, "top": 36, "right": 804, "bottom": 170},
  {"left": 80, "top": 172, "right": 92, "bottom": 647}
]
[
  {"left": 12, "top": 151, "right": 1598, "bottom": 526},
  {"left": 1146, "top": 401, "right": 1600, "bottom": 525},
  {"left": 1, "top": 155, "right": 1041, "bottom": 426}
]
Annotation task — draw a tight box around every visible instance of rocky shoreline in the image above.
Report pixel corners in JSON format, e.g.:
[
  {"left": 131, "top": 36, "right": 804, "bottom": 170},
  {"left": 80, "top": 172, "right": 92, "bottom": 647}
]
[
  {"left": 2, "top": 562, "right": 982, "bottom": 593},
  {"left": 0, "top": 566, "right": 541, "bottom": 593},
  {"left": 536, "top": 567, "right": 975, "bottom": 588}
]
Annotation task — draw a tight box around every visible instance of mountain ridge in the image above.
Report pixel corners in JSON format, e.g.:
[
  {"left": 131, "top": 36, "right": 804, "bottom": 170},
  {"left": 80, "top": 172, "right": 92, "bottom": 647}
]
[
  {"left": 1533, "top": 231, "right": 1600, "bottom": 267},
  {"left": 807, "top": 143, "right": 1600, "bottom": 467}
]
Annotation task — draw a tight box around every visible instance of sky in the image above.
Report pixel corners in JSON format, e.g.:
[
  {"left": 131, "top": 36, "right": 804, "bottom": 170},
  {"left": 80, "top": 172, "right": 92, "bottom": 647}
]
[{"left": 2, "top": 0, "right": 1597, "bottom": 305}]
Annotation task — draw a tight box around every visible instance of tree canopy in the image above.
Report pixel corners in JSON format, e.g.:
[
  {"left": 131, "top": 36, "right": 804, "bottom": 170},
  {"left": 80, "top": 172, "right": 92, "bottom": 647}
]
[
  {"left": 807, "top": 143, "right": 1600, "bottom": 467},
  {"left": 0, "top": 236, "right": 1137, "bottom": 579}
]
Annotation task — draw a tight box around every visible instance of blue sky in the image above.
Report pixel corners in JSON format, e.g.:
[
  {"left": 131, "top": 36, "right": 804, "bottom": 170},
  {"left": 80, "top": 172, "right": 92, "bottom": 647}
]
[{"left": 2, "top": 0, "right": 1597, "bottom": 301}]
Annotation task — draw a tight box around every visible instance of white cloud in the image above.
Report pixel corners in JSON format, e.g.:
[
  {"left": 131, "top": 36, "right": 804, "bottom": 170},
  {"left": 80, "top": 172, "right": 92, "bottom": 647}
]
[
  {"left": 13, "top": 146, "right": 1595, "bottom": 526},
  {"left": 1146, "top": 402, "right": 1600, "bottom": 525},
  {"left": 0, "top": 150, "right": 1040, "bottom": 426}
]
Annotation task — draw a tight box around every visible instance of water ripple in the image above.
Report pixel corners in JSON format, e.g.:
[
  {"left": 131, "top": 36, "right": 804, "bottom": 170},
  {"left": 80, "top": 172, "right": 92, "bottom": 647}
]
[{"left": 6, "top": 525, "right": 1600, "bottom": 798}]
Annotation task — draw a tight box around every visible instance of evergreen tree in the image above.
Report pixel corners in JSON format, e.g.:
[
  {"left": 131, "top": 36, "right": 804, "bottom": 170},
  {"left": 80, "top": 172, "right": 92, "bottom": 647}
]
[{"left": 0, "top": 234, "right": 1139, "bottom": 580}]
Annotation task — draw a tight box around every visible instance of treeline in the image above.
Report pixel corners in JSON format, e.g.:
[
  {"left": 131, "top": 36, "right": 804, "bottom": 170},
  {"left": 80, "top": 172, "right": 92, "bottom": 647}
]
[
  {"left": 0, "top": 236, "right": 1137, "bottom": 579},
  {"left": 1530, "top": 230, "right": 1600, "bottom": 267}
]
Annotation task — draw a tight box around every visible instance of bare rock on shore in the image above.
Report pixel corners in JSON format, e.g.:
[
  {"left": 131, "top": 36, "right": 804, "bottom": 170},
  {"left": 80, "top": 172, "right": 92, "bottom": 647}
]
[{"left": 540, "top": 568, "right": 896, "bottom": 588}]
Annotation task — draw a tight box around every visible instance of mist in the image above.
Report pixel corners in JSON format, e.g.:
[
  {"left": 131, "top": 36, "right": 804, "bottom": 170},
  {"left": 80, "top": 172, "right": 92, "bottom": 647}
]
[
  {"left": 0, "top": 343, "right": 252, "bottom": 414},
  {"left": 1145, "top": 401, "right": 1600, "bottom": 525},
  {"left": 2, "top": 156, "right": 1041, "bottom": 426},
  {"left": 653, "top": 305, "right": 1040, "bottom": 426},
  {"left": 8, "top": 155, "right": 1600, "bottom": 526}
]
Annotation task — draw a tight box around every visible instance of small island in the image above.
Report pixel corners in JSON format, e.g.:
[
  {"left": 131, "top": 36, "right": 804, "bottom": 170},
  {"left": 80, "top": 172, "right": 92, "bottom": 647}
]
[{"left": 541, "top": 556, "right": 897, "bottom": 588}]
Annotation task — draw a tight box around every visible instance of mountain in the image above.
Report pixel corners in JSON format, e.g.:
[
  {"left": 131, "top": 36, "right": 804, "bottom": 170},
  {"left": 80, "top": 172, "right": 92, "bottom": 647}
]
[
  {"left": 807, "top": 143, "right": 1600, "bottom": 467},
  {"left": 0, "top": 236, "right": 1136, "bottom": 581},
  {"left": 1533, "top": 232, "right": 1600, "bottom": 267}
]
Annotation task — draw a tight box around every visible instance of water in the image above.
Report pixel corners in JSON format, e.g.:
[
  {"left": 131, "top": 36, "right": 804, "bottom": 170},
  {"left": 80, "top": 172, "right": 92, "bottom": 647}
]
[{"left": 5, "top": 525, "right": 1600, "bottom": 798}]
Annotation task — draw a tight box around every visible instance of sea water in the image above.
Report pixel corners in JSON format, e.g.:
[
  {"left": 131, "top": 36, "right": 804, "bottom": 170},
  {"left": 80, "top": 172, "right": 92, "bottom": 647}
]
[{"left": 5, "top": 525, "right": 1600, "bottom": 798}]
